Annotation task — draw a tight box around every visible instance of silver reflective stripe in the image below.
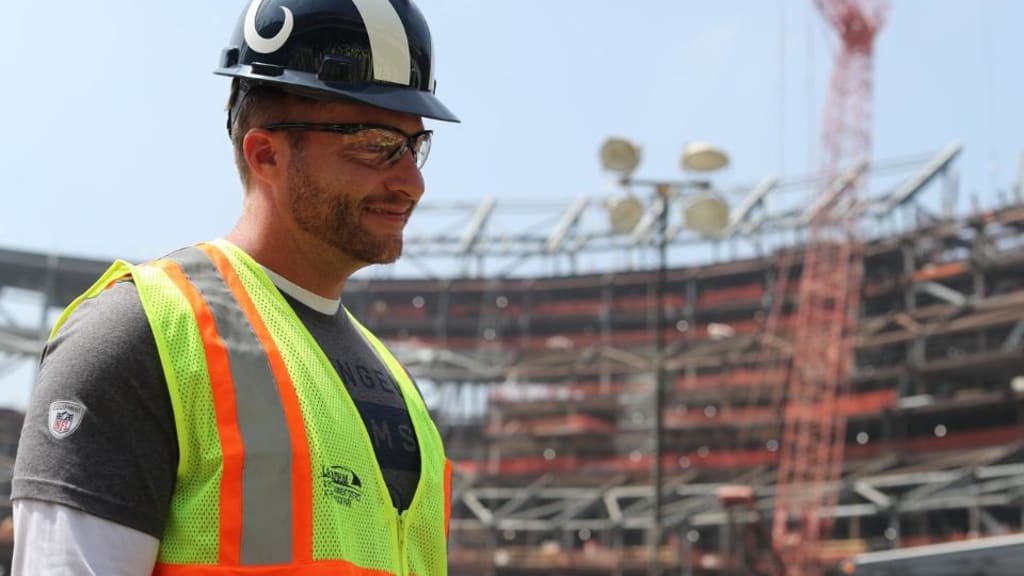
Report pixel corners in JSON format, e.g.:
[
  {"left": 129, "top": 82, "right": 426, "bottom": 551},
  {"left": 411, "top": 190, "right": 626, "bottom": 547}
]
[
  {"left": 351, "top": 0, "right": 412, "bottom": 85},
  {"left": 174, "top": 247, "right": 293, "bottom": 565}
]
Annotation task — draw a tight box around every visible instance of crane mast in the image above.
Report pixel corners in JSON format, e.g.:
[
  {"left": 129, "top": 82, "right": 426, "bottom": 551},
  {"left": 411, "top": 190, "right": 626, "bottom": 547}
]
[{"left": 772, "top": 2, "right": 890, "bottom": 574}]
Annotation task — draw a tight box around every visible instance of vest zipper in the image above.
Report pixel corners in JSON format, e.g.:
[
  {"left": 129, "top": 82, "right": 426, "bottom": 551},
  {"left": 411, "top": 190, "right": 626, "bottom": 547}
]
[{"left": 397, "top": 511, "right": 408, "bottom": 576}]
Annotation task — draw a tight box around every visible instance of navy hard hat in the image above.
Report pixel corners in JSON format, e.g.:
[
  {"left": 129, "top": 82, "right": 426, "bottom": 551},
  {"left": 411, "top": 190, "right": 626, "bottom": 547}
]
[{"left": 216, "top": 0, "right": 459, "bottom": 123}]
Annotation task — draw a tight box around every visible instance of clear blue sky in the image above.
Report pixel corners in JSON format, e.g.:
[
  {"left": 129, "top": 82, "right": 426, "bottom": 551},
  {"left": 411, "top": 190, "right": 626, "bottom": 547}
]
[{"left": 1, "top": 0, "right": 1022, "bottom": 409}]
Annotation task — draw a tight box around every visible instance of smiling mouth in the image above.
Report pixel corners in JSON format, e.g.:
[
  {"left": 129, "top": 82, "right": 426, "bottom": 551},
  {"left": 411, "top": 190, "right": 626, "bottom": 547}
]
[
  {"left": 363, "top": 205, "right": 415, "bottom": 230},
  {"left": 366, "top": 207, "right": 410, "bottom": 216}
]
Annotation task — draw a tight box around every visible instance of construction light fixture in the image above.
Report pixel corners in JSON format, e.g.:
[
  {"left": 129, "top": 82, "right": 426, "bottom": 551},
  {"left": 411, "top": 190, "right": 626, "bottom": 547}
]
[
  {"left": 681, "top": 141, "right": 730, "bottom": 172},
  {"left": 606, "top": 194, "right": 646, "bottom": 234},
  {"left": 600, "top": 137, "right": 732, "bottom": 238},
  {"left": 684, "top": 191, "right": 731, "bottom": 237},
  {"left": 681, "top": 142, "right": 731, "bottom": 236},
  {"left": 600, "top": 137, "right": 642, "bottom": 177},
  {"left": 597, "top": 136, "right": 736, "bottom": 576}
]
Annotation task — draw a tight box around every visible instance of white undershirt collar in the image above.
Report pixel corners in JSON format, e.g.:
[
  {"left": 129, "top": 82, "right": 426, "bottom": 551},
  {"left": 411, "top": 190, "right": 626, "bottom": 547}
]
[{"left": 261, "top": 267, "right": 341, "bottom": 316}]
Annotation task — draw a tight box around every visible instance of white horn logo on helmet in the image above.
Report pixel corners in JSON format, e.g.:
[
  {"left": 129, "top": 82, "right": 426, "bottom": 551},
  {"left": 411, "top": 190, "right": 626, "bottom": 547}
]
[{"left": 244, "top": 0, "right": 294, "bottom": 54}]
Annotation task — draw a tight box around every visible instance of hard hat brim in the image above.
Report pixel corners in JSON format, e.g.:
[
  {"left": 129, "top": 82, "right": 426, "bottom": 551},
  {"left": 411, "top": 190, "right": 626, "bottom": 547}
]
[{"left": 215, "top": 67, "right": 460, "bottom": 123}]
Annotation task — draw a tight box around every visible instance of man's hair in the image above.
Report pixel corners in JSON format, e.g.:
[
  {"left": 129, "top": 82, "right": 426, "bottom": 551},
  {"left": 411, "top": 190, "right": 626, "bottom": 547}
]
[{"left": 227, "top": 80, "right": 301, "bottom": 187}]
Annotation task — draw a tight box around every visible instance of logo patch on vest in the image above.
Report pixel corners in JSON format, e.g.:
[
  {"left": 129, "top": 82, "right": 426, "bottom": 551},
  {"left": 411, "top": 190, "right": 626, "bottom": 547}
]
[
  {"left": 48, "top": 401, "right": 86, "bottom": 439},
  {"left": 321, "top": 465, "right": 364, "bottom": 507}
]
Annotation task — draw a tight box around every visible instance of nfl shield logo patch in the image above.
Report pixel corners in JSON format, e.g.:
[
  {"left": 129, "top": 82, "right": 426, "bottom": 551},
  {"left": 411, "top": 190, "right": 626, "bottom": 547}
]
[{"left": 48, "top": 401, "right": 86, "bottom": 439}]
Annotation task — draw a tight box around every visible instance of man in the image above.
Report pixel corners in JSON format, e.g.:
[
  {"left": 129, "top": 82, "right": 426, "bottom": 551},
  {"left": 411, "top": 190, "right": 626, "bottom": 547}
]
[{"left": 11, "top": 0, "right": 458, "bottom": 574}]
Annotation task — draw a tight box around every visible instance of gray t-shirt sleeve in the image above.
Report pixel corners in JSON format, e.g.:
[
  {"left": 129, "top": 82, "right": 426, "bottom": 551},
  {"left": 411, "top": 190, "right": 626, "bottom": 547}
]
[{"left": 11, "top": 281, "right": 178, "bottom": 538}]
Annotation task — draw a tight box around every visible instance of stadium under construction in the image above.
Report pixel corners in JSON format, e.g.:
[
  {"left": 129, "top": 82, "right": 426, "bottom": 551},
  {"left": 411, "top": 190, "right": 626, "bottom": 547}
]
[{"left": 2, "top": 141, "right": 1024, "bottom": 574}]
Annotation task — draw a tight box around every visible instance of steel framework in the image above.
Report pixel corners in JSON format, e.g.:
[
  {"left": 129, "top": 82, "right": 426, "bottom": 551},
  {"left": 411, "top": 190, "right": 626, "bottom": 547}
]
[{"left": 6, "top": 144, "right": 1022, "bottom": 575}]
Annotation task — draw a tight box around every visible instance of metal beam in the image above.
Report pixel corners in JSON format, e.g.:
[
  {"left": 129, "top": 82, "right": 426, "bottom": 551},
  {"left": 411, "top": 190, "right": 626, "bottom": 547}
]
[
  {"left": 799, "top": 162, "right": 869, "bottom": 226},
  {"left": 0, "top": 327, "right": 45, "bottom": 357},
  {"left": 450, "top": 459, "right": 1024, "bottom": 534},
  {"left": 854, "top": 481, "right": 893, "bottom": 510},
  {"left": 551, "top": 475, "right": 627, "bottom": 522},
  {"left": 458, "top": 196, "right": 498, "bottom": 254},
  {"left": 724, "top": 176, "right": 778, "bottom": 238},
  {"left": 877, "top": 141, "right": 964, "bottom": 213},
  {"left": 976, "top": 462, "right": 1024, "bottom": 480},
  {"left": 463, "top": 492, "right": 495, "bottom": 525},
  {"left": 545, "top": 196, "right": 590, "bottom": 253},
  {"left": 512, "top": 499, "right": 578, "bottom": 521},
  {"left": 915, "top": 281, "right": 969, "bottom": 307},
  {"left": 493, "top": 474, "right": 552, "bottom": 517},
  {"left": 1003, "top": 320, "right": 1024, "bottom": 352},
  {"left": 661, "top": 494, "right": 721, "bottom": 528}
]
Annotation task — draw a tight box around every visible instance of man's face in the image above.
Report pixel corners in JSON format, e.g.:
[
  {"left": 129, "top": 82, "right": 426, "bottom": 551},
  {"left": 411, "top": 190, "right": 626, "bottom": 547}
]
[{"left": 283, "top": 100, "right": 426, "bottom": 265}]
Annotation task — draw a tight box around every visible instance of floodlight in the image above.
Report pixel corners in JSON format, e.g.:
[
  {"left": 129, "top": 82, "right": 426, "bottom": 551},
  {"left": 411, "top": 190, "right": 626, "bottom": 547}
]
[
  {"left": 600, "top": 138, "right": 642, "bottom": 176},
  {"left": 681, "top": 141, "right": 730, "bottom": 173},
  {"left": 607, "top": 194, "right": 645, "bottom": 234},
  {"left": 683, "top": 193, "right": 730, "bottom": 236}
]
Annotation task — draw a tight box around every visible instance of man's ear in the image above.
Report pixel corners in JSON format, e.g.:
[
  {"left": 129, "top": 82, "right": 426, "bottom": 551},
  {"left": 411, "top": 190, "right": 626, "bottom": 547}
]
[{"left": 243, "top": 129, "right": 288, "bottom": 187}]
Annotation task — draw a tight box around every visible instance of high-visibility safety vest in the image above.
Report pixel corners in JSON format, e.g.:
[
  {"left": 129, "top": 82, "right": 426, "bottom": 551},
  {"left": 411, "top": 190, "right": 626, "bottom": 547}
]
[{"left": 53, "top": 239, "right": 452, "bottom": 576}]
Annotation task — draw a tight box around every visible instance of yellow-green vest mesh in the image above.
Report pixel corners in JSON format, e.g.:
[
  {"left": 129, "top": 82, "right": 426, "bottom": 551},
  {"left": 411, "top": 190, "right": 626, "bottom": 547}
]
[{"left": 55, "top": 241, "right": 448, "bottom": 575}]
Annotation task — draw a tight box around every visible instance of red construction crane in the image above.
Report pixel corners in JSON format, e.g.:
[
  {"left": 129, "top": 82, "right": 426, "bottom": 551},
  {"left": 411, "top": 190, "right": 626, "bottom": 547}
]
[{"left": 772, "top": 1, "right": 890, "bottom": 575}]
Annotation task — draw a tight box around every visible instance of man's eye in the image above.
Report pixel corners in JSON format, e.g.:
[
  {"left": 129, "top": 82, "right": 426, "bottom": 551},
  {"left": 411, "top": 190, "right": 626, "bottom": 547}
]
[
  {"left": 342, "top": 145, "right": 399, "bottom": 167},
  {"left": 364, "top": 143, "right": 400, "bottom": 154},
  {"left": 363, "top": 134, "right": 403, "bottom": 148},
  {"left": 339, "top": 129, "right": 407, "bottom": 166}
]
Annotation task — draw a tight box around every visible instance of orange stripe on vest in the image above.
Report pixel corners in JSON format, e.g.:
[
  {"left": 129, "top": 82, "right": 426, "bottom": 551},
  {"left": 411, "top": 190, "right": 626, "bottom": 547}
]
[{"left": 155, "top": 259, "right": 246, "bottom": 565}]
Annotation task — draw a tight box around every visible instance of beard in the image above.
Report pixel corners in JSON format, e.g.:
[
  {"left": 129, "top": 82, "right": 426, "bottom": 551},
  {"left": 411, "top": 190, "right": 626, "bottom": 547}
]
[{"left": 287, "top": 157, "right": 404, "bottom": 265}]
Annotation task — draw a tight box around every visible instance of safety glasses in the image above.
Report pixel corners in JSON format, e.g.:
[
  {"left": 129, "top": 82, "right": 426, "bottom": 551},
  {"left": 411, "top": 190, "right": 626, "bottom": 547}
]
[{"left": 262, "top": 122, "right": 433, "bottom": 169}]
